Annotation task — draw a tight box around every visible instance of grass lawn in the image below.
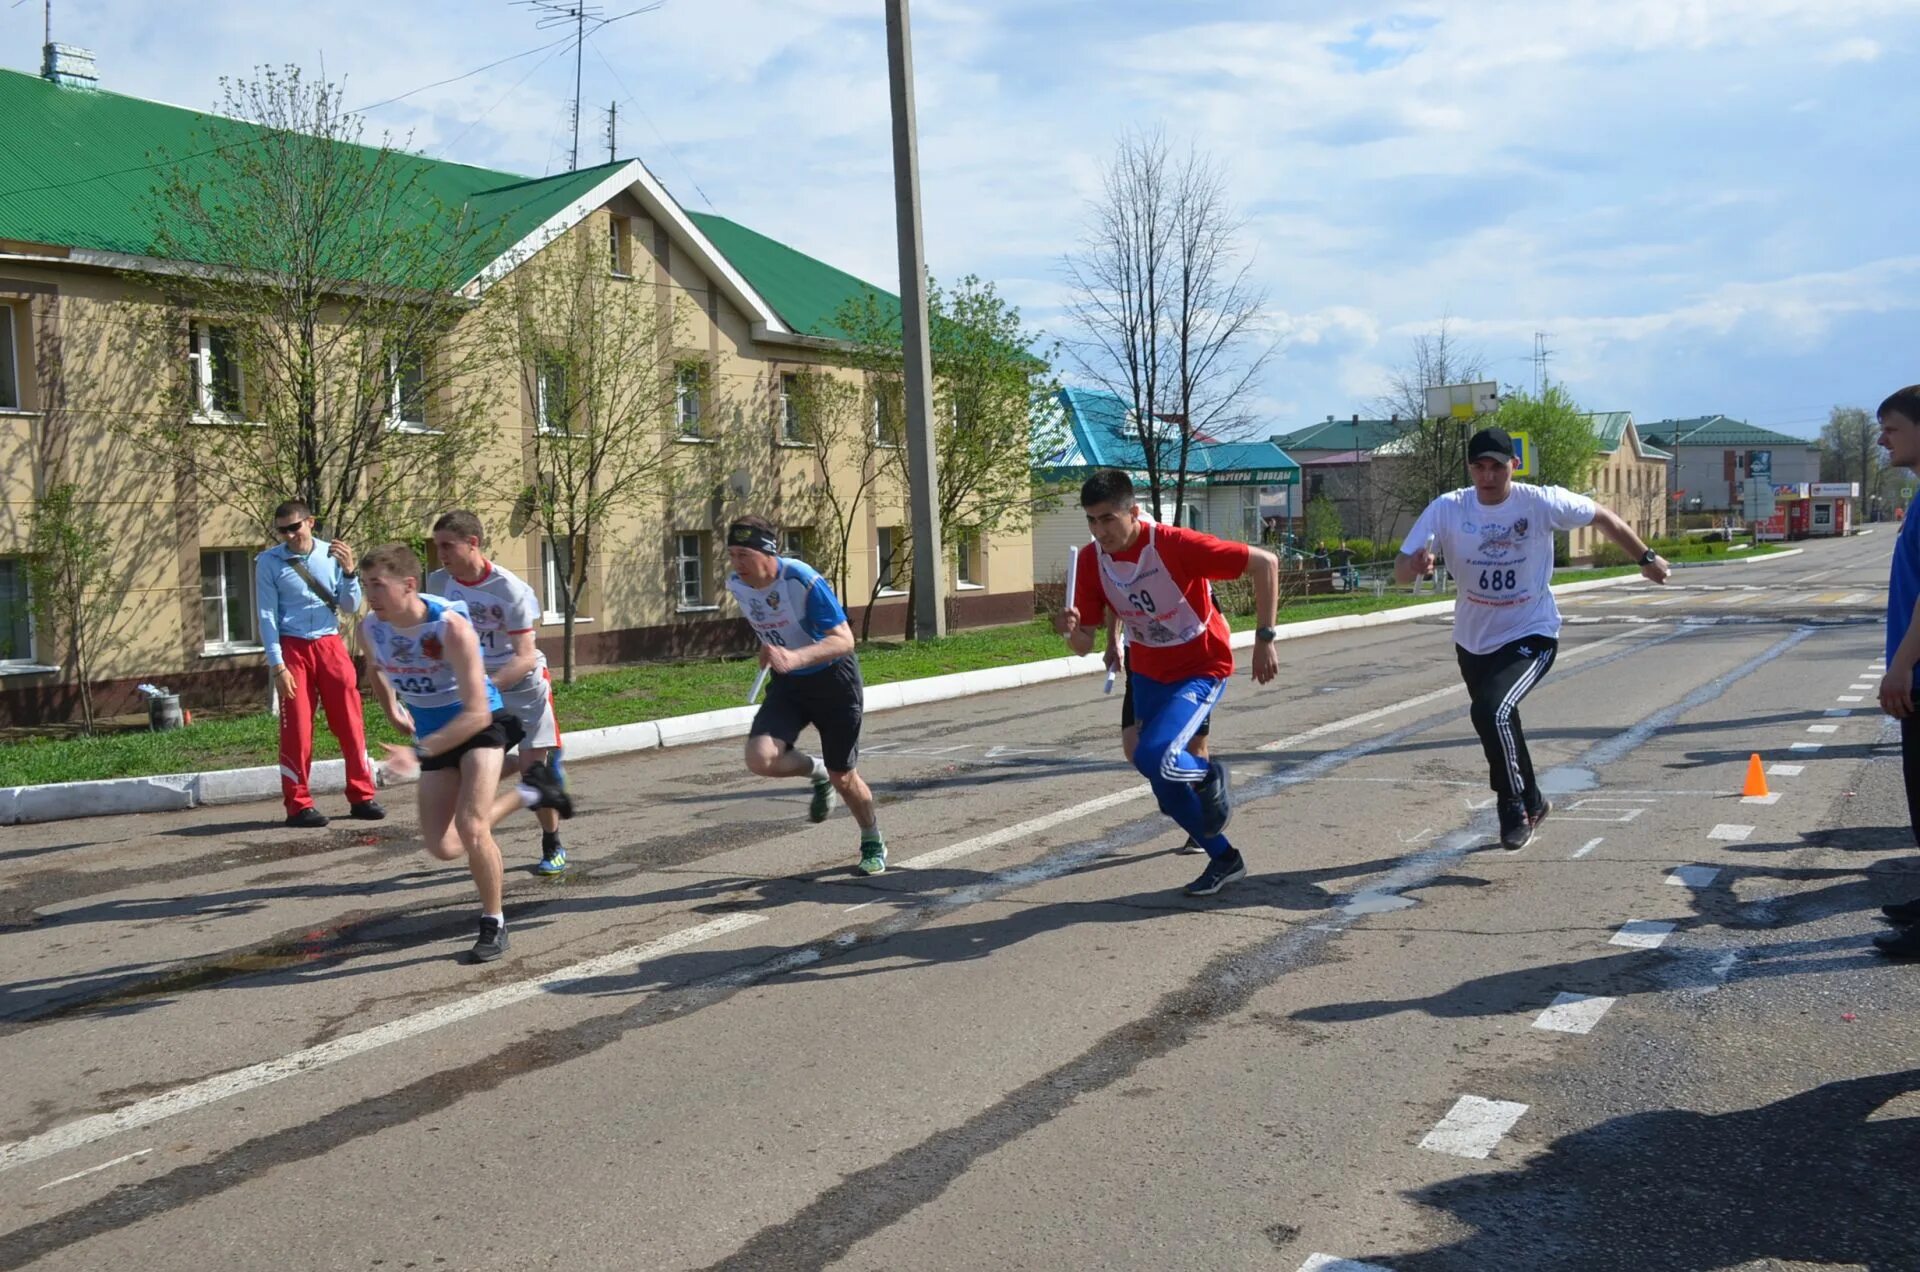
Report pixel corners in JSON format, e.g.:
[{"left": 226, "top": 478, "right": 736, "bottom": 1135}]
[{"left": 0, "top": 551, "right": 1783, "bottom": 788}]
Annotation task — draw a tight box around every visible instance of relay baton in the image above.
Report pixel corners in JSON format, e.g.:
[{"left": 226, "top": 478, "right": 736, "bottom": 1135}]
[
  {"left": 1064, "top": 545, "right": 1078, "bottom": 618},
  {"left": 747, "top": 665, "right": 770, "bottom": 705}
]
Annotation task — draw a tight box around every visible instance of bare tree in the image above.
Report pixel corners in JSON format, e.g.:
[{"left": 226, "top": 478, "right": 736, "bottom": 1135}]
[
  {"left": 1063, "top": 129, "right": 1270, "bottom": 523},
  {"left": 26, "top": 484, "right": 123, "bottom": 732},
  {"left": 131, "top": 66, "right": 505, "bottom": 544},
  {"left": 1377, "top": 320, "right": 1487, "bottom": 518},
  {"left": 1820, "top": 405, "right": 1887, "bottom": 503},
  {"left": 778, "top": 366, "right": 893, "bottom": 605}
]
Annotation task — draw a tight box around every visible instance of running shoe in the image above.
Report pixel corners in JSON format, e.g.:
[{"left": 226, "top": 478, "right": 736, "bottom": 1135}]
[
  {"left": 1499, "top": 801, "right": 1534, "bottom": 852},
  {"left": 1173, "top": 835, "right": 1206, "bottom": 855},
  {"left": 1196, "top": 760, "right": 1233, "bottom": 838},
  {"left": 533, "top": 847, "right": 568, "bottom": 876},
  {"left": 521, "top": 763, "right": 574, "bottom": 819},
  {"left": 1881, "top": 897, "right": 1920, "bottom": 924},
  {"left": 1527, "top": 797, "right": 1552, "bottom": 830},
  {"left": 810, "top": 777, "right": 837, "bottom": 824},
  {"left": 856, "top": 842, "right": 887, "bottom": 876},
  {"left": 471, "top": 916, "right": 509, "bottom": 963},
  {"left": 1873, "top": 925, "right": 1920, "bottom": 958},
  {"left": 1184, "top": 850, "right": 1246, "bottom": 897}
]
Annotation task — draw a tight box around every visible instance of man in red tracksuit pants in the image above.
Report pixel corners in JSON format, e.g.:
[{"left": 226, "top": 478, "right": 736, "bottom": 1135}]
[{"left": 256, "top": 499, "right": 382, "bottom": 827}]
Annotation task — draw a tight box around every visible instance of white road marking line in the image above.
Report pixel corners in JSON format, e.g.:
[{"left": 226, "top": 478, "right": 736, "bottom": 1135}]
[
  {"left": 897, "top": 786, "right": 1150, "bottom": 870},
  {"left": 1300, "top": 1257, "right": 1393, "bottom": 1272},
  {"left": 1849, "top": 684, "right": 1873, "bottom": 691},
  {"left": 1806, "top": 724, "right": 1839, "bottom": 734},
  {"left": 1258, "top": 682, "right": 1465, "bottom": 753},
  {"left": 1708, "top": 824, "right": 1754, "bottom": 841},
  {"left": 1532, "top": 992, "right": 1618, "bottom": 1034},
  {"left": 1572, "top": 837, "right": 1603, "bottom": 859},
  {"left": 1668, "top": 865, "right": 1722, "bottom": 888},
  {"left": 1740, "top": 793, "right": 1781, "bottom": 805},
  {"left": 1419, "top": 1095, "right": 1529, "bottom": 1159},
  {"left": 1835, "top": 592, "right": 1875, "bottom": 605},
  {"left": 1611, "top": 919, "right": 1676, "bottom": 949},
  {"left": 1837, "top": 696, "right": 1865, "bottom": 703},
  {"left": 1768, "top": 763, "right": 1804, "bottom": 776},
  {"left": 1790, "top": 743, "right": 1823, "bottom": 752},
  {"left": 36, "top": 1148, "right": 152, "bottom": 1190},
  {"left": 0, "top": 913, "right": 767, "bottom": 1175},
  {"left": 843, "top": 901, "right": 877, "bottom": 913}
]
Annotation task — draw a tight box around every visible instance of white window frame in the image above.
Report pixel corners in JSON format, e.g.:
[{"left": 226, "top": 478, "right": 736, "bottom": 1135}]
[
  {"left": 675, "top": 531, "right": 715, "bottom": 611},
  {"left": 609, "top": 215, "right": 633, "bottom": 278},
  {"left": 188, "top": 321, "right": 247, "bottom": 422},
  {"left": 871, "top": 393, "right": 901, "bottom": 447},
  {"left": 388, "top": 348, "right": 432, "bottom": 433},
  {"left": 1239, "top": 487, "right": 1262, "bottom": 544},
  {"left": 0, "top": 556, "right": 50, "bottom": 672},
  {"left": 954, "top": 532, "right": 983, "bottom": 590},
  {"left": 780, "top": 372, "right": 804, "bottom": 444},
  {"left": 676, "top": 363, "right": 704, "bottom": 438},
  {"left": 876, "top": 526, "right": 906, "bottom": 596},
  {"left": 0, "top": 306, "right": 19, "bottom": 412},
  {"left": 781, "top": 527, "right": 808, "bottom": 561},
  {"left": 199, "top": 549, "right": 261, "bottom": 654},
  {"left": 541, "top": 537, "right": 589, "bottom": 624},
  {"left": 536, "top": 356, "right": 569, "bottom": 435}
]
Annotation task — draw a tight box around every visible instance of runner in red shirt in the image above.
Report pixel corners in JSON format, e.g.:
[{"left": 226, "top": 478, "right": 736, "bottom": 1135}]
[{"left": 1059, "top": 470, "right": 1281, "bottom": 895}]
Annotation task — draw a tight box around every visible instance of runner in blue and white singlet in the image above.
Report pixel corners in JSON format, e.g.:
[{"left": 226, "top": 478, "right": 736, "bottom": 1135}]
[{"left": 363, "top": 594, "right": 503, "bottom": 739}]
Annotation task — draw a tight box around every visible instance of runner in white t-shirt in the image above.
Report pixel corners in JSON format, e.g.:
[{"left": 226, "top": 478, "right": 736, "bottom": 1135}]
[
  {"left": 427, "top": 510, "right": 570, "bottom": 876},
  {"left": 1397, "top": 427, "right": 1672, "bottom": 850}
]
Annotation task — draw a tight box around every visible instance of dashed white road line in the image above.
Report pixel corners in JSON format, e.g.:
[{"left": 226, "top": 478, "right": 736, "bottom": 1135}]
[
  {"left": 0, "top": 912, "right": 768, "bottom": 1175},
  {"left": 1419, "top": 1096, "right": 1529, "bottom": 1159},
  {"left": 1837, "top": 696, "right": 1864, "bottom": 703},
  {"left": 1610, "top": 919, "right": 1676, "bottom": 949},
  {"left": 1532, "top": 992, "right": 1618, "bottom": 1034},
  {"left": 1806, "top": 724, "right": 1839, "bottom": 734},
  {"left": 1741, "top": 792, "right": 1781, "bottom": 806},
  {"left": 35, "top": 1148, "right": 151, "bottom": 1190},
  {"left": 1768, "top": 763, "right": 1805, "bottom": 776},
  {"left": 1708, "top": 824, "right": 1754, "bottom": 840},
  {"left": 1848, "top": 684, "right": 1873, "bottom": 691},
  {"left": 1571, "top": 837, "right": 1603, "bottom": 859},
  {"left": 1668, "top": 865, "right": 1722, "bottom": 888},
  {"left": 898, "top": 786, "right": 1149, "bottom": 870}
]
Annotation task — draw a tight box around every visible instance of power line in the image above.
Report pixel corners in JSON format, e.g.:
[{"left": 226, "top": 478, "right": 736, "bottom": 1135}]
[
  {"left": 350, "top": 34, "right": 578, "bottom": 115},
  {"left": 588, "top": 36, "right": 715, "bottom": 209}
]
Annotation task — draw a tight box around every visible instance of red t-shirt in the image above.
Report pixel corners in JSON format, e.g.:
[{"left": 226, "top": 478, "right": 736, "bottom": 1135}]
[{"left": 1073, "top": 523, "right": 1249, "bottom": 683}]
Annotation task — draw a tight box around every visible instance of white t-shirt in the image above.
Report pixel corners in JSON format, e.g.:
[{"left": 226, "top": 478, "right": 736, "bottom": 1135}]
[
  {"left": 426, "top": 562, "right": 547, "bottom": 695},
  {"left": 1401, "top": 483, "right": 1597, "bottom": 654}
]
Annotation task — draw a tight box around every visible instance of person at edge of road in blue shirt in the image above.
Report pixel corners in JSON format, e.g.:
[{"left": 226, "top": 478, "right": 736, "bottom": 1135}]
[
  {"left": 256, "top": 498, "right": 381, "bottom": 828},
  {"left": 723, "top": 515, "right": 886, "bottom": 877},
  {"left": 1396, "top": 427, "right": 1672, "bottom": 852},
  {"left": 1870, "top": 386, "right": 1920, "bottom": 958},
  {"left": 358, "top": 542, "right": 573, "bottom": 964}
]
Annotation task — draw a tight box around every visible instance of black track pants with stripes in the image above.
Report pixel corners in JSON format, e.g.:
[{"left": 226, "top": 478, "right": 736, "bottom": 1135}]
[{"left": 1455, "top": 635, "right": 1559, "bottom": 811}]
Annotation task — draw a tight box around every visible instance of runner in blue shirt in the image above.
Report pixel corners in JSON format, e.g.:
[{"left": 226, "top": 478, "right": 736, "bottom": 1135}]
[{"left": 1872, "top": 386, "right": 1920, "bottom": 958}]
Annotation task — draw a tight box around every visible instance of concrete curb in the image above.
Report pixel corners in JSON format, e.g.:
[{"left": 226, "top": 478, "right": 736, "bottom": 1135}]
[{"left": 0, "top": 551, "right": 1808, "bottom": 826}]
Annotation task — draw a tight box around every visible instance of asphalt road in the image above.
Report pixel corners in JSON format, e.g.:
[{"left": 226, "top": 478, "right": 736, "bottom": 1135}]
[{"left": 2, "top": 532, "right": 1916, "bottom": 1271}]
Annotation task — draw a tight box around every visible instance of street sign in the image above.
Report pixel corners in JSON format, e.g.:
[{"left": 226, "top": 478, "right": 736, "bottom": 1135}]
[
  {"left": 1509, "top": 430, "right": 1534, "bottom": 477},
  {"left": 1425, "top": 381, "right": 1500, "bottom": 421},
  {"left": 1742, "top": 476, "right": 1776, "bottom": 522},
  {"left": 1747, "top": 449, "right": 1772, "bottom": 479}
]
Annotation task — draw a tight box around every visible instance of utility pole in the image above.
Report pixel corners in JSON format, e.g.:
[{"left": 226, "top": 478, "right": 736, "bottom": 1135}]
[
  {"left": 884, "top": 0, "right": 946, "bottom": 638},
  {"left": 606, "top": 100, "right": 617, "bottom": 162},
  {"left": 1532, "top": 330, "right": 1553, "bottom": 396}
]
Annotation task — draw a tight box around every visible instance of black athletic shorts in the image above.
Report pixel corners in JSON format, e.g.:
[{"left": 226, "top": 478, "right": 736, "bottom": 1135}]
[
  {"left": 1118, "top": 649, "right": 1208, "bottom": 736},
  {"left": 420, "top": 709, "right": 525, "bottom": 772},
  {"left": 752, "top": 657, "right": 864, "bottom": 772}
]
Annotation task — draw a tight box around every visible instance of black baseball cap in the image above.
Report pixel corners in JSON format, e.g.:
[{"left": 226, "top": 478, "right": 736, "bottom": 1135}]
[{"left": 1467, "top": 427, "right": 1516, "bottom": 463}]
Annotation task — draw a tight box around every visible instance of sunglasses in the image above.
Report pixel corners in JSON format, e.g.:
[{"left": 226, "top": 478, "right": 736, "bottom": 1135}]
[{"left": 273, "top": 521, "right": 307, "bottom": 536}]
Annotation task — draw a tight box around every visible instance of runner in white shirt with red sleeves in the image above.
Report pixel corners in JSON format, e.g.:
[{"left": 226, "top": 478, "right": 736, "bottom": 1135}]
[
  {"left": 427, "top": 510, "right": 570, "bottom": 876},
  {"left": 1396, "top": 427, "right": 1672, "bottom": 850}
]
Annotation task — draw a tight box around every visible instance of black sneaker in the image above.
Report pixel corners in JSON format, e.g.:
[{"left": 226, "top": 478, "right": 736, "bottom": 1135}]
[
  {"left": 520, "top": 763, "right": 574, "bottom": 820},
  {"left": 1184, "top": 850, "right": 1246, "bottom": 897},
  {"left": 471, "top": 916, "right": 509, "bottom": 963},
  {"left": 349, "top": 800, "right": 387, "bottom": 821},
  {"left": 1881, "top": 897, "right": 1920, "bottom": 924},
  {"left": 1498, "top": 801, "right": 1534, "bottom": 852},
  {"left": 1873, "top": 924, "right": 1920, "bottom": 959},
  {"left": 1196, "top": 760, "right": 1233, "bottom": 838},
  {"left": 286, "top": 806, "right": 328, "bottom": 828},
  {"left": 1527, "top": 797, "right": 1552, "bottom": 830}
]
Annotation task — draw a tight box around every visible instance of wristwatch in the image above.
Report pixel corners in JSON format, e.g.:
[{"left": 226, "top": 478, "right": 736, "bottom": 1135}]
[
  {"left": 1638, "top": 549, "right": 1658, "bottom": 566},
  {"left": 1255, "top": 626, "right": 1278, "bottom": 643}
]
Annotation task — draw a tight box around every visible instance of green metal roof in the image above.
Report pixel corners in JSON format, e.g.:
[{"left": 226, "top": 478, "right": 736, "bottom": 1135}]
[
  {"left": 687, "top": 212, "right": 893, "bottom": 342},
  {"left": 1639, "top": 414, "right": 1816, "bottom": 450},
  {"left": 1581, "top": 411, "right": 1672, "bottom": 461},
  {"left": 1272, "top": 417, "right": 1412, "bottom": 451}
]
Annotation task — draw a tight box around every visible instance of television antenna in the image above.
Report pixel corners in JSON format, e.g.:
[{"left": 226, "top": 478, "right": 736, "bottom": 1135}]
[{"left": 515, "top": 1, "right": 661, "bottom": 171}]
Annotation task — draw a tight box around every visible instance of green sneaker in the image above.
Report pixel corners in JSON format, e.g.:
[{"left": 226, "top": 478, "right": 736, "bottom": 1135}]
[
  {"left": 810, "top": 778, "right": 837, "bottom": 823},
  {"left": 533, "top": 847, "right": 567, "bottom": 876},
  {"left": 856, "top": 842, "right": 887, "bottom": 876}
]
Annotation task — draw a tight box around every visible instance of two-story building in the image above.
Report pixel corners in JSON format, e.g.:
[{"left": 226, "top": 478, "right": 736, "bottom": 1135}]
[{"left": 1638, "top": 415, "right": 1821, "bottom": 515}]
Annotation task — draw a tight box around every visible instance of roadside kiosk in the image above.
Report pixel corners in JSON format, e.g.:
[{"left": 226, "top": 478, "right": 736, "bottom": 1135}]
[{"left": 1756, "top": 482, "right": 1855, "bottom": 540}]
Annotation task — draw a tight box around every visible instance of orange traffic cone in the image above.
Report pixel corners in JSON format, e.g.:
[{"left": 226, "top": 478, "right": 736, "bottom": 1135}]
[{"left": 1742, "top": 753, "right": 1770, "bottom": 799}]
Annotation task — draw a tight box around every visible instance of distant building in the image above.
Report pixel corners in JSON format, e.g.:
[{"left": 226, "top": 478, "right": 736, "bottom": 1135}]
[
  {"left": 1574, "top": 413, "right": 1672, "bottom": 558},
  {"left": 1638, "top": 415, "right": 1821, "bottom": 514}
]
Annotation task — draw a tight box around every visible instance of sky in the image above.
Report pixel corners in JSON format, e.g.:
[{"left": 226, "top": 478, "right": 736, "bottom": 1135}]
[{"left": 6, "top": 0, "right": 1917, "bottom": 441}]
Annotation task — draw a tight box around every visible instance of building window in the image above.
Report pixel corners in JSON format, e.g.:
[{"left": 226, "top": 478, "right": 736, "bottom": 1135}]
[
  {"left": 877, "top": 526, "right": 905, "bottom": 595},
  {"left": 0, "top": 558, "right": 34, "bottom": 665},
  {"left": 188, "top": 322, "right": 245, "bottom": 418},
  {"left": 872, "top": 389, "right": 901, "bottom": 447},
  {"left": 541, "top": 537, "right": 582, "bottom": 620},
  {"left": 782, "top": 527, "right": 809, "bottom": 561},
  {"left": 0, "top": 306, "right": 19, "bottom": 411},
  {"left": 780, "top": 372, "right": 804, "bottom": 443},
  {"left": 1239, "top": 487, "right": 1262, "bottom": 543},
  {"left": 536, "top": 356, "right": 569, "bottom": 435},
  {"left": 200, "top": 549, "right": 258, "bottom": 650},
  {"left": 676, "top": 362, "right": 704, "bottom": 437},
  {"left": 954, "top": 532, "right": 982, "bottom": 588},
  {"left": 389, "top": 349, "right": 428, "bottom": 431},
  {"left": 609, "top": 215, "right": 633, "bottom": 277},
  {"left": 675, "top": 532, "right": 708, "bottom": 608}
]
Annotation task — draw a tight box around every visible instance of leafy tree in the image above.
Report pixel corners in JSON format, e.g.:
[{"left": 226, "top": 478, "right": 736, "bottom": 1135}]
[
  {"left": 1377, "top": 321, "right": 1485, "bottom": 517},
  {"left": 1492, "top": 383, "right": 1602, "bottom": 492},
  {"left": 1820, "top": 405, "right": 1889, "bottom": 502},
  {"left": 26, "top": 484, "right": 122, "bottom": 732}
]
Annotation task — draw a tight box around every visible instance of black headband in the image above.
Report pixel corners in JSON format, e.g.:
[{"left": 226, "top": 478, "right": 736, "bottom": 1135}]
[{"left": 727, "top": 521, "right": 780, "bottom": 555}]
